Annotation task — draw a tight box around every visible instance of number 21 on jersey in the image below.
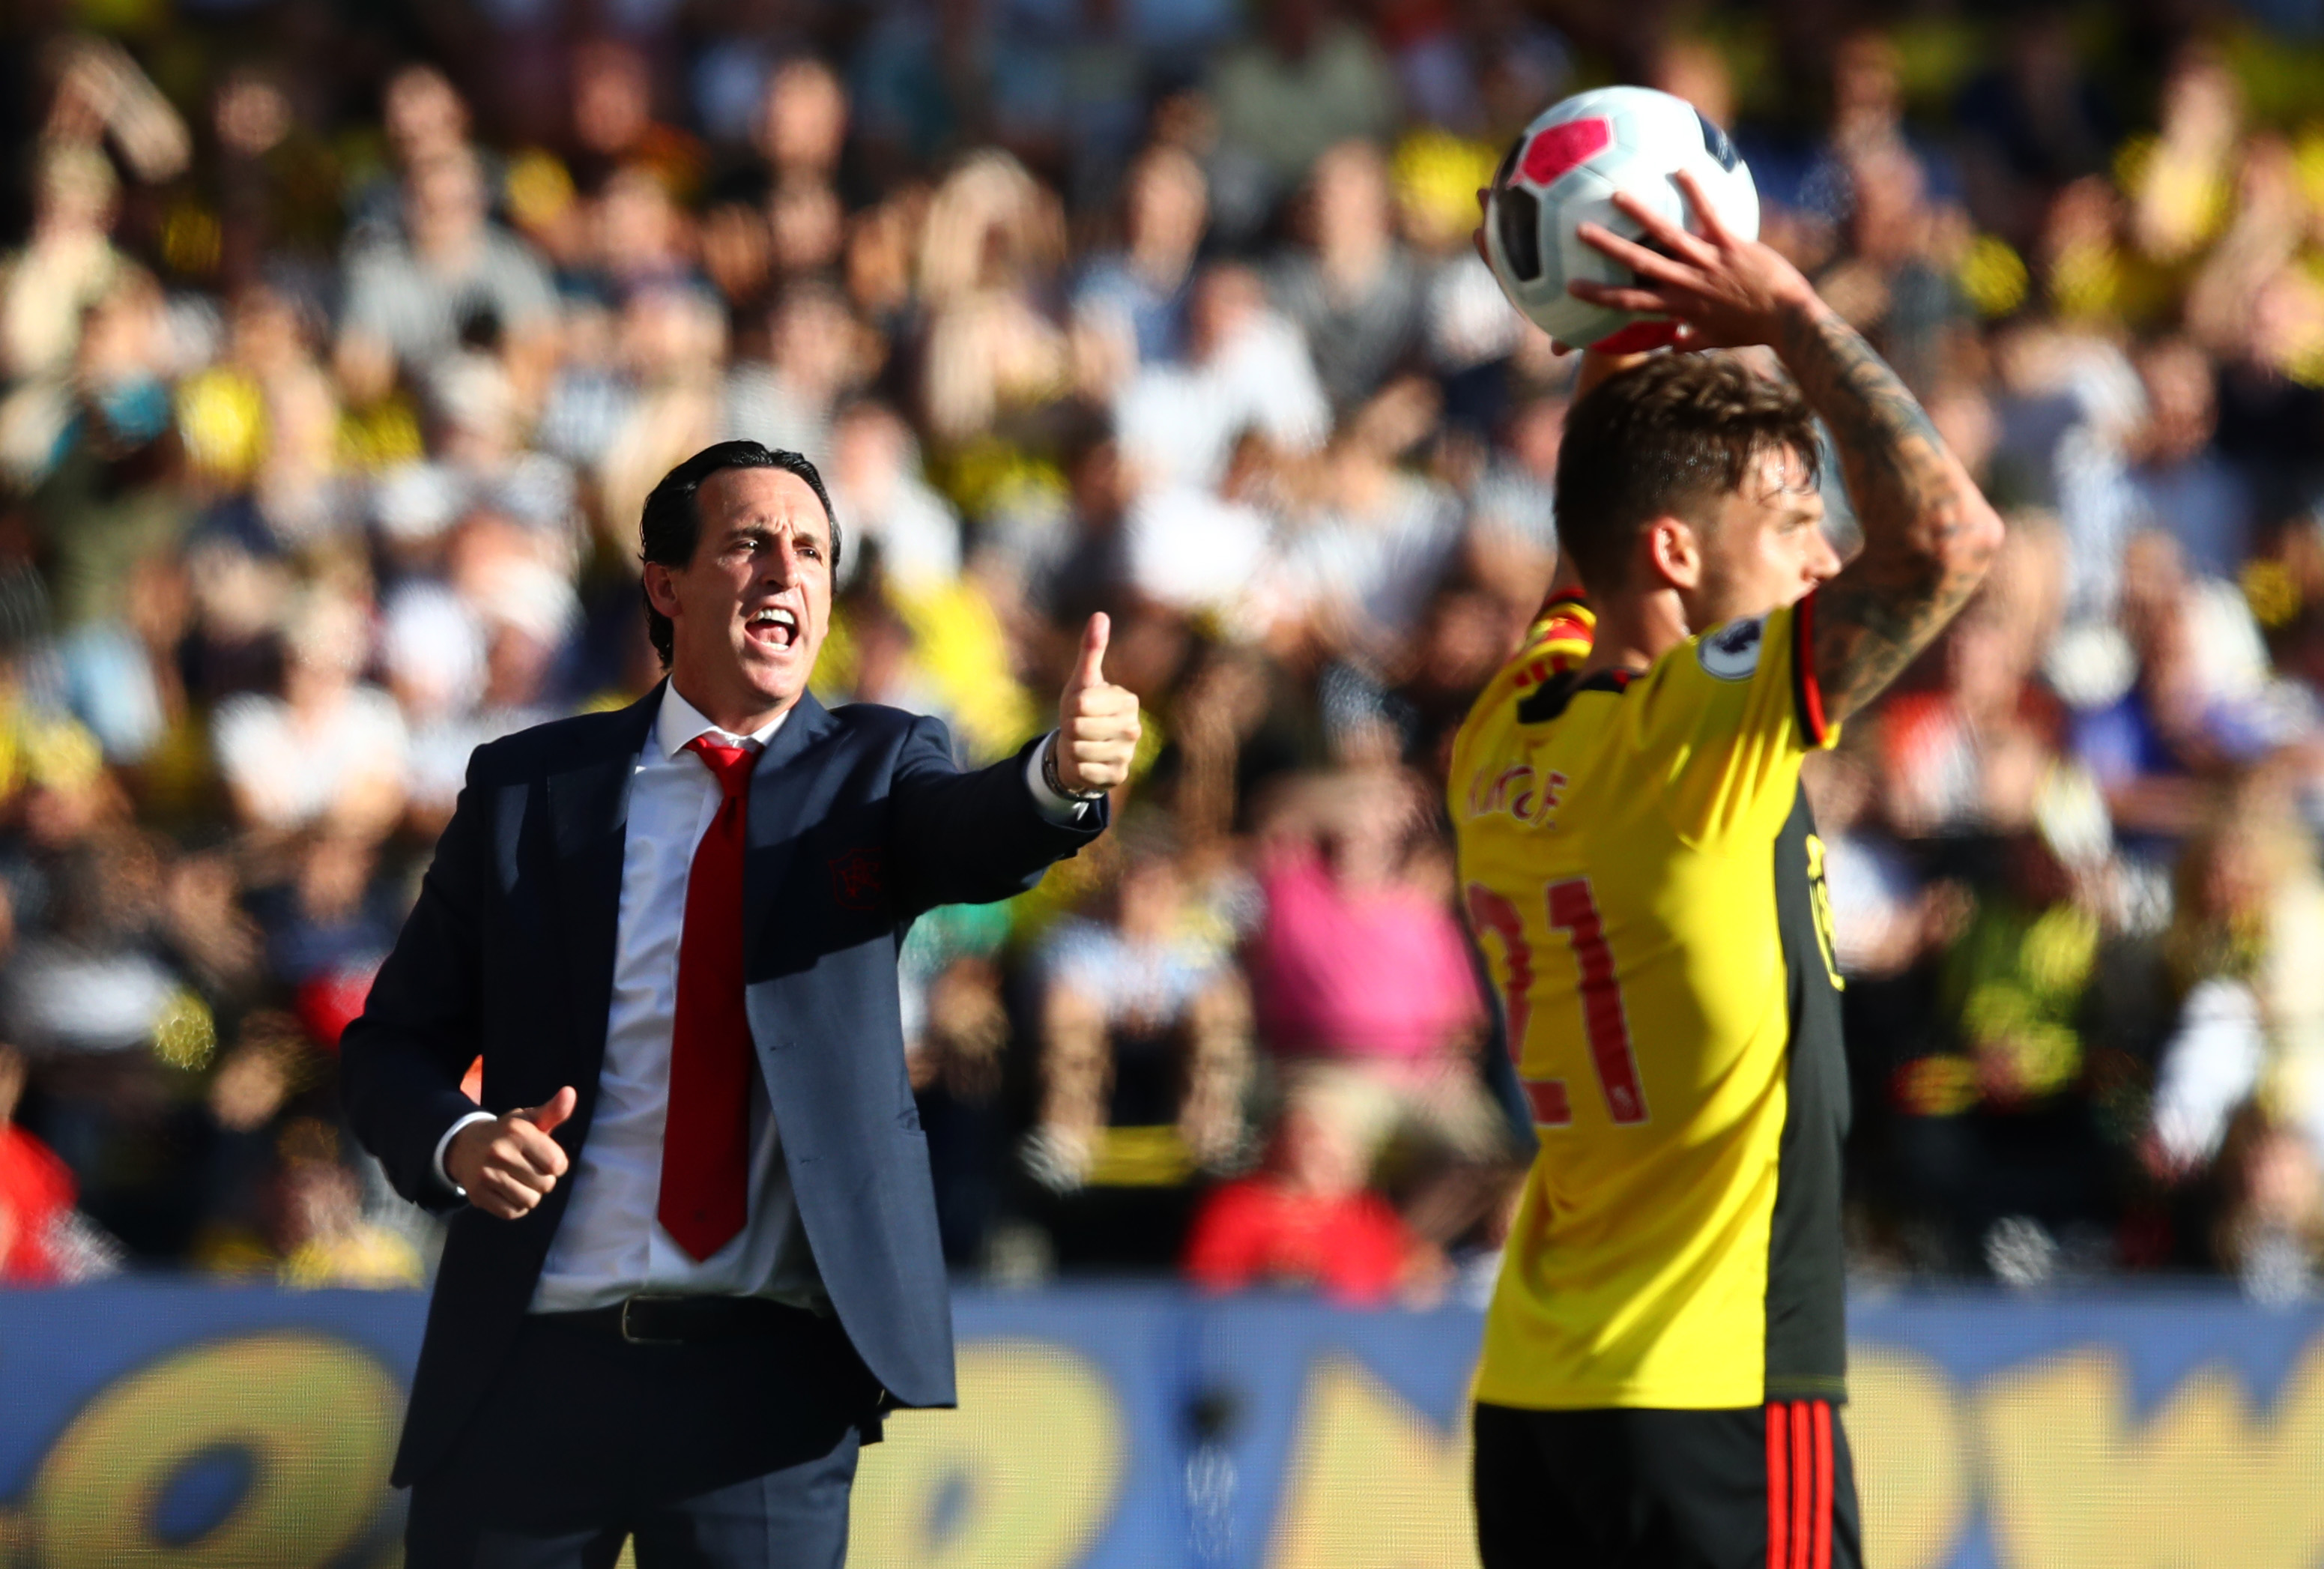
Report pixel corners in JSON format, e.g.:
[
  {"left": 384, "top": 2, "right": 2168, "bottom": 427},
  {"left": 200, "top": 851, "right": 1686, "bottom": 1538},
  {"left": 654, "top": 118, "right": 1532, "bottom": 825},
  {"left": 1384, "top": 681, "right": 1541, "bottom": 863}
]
[{"left": 1466, "top": 879, "right": 1650, "bottom": 1128}]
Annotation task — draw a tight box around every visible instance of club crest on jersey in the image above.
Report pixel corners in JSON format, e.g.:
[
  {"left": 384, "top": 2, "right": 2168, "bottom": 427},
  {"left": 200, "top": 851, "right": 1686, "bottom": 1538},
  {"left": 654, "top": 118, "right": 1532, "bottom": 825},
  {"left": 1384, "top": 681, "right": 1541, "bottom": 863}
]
[
  {"left": 1466, "top": 762, "right": 1568, "bottom": 827},
  {"left": 1697, "top": 616, "right": 1764, "bottom": 680},
  {"left": 828, "top": 847, "right": 886, "bottom": 910}
]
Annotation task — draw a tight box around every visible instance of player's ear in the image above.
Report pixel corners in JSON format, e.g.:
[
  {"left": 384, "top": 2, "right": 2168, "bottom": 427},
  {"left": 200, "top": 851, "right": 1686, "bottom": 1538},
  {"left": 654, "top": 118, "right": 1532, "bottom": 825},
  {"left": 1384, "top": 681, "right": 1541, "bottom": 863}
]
[
  {"left": 1641, "top": 516, "right": 1703, "bottom": 592},
  {"left": 642, "top": 560, "right": 683, "bottom": 619}
]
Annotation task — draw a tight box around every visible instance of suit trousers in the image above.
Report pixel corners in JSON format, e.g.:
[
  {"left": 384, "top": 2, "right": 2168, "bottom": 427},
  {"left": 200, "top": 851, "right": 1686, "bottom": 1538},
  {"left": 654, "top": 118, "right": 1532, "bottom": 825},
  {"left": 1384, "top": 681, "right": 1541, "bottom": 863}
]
[{"left": 404, "top": 1304, "right": 881, "bottom": 1568}]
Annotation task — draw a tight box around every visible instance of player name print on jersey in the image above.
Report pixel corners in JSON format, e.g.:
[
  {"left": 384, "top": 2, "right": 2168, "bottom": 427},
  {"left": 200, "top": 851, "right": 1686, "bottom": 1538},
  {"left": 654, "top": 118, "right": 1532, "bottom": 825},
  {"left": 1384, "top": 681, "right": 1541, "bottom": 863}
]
[
  {"left": 1465, "top": 761, "right": 1570, "bottom": 828},
  {"left": 1698, "top": 614, "right": 1765, "bottom": 680}
]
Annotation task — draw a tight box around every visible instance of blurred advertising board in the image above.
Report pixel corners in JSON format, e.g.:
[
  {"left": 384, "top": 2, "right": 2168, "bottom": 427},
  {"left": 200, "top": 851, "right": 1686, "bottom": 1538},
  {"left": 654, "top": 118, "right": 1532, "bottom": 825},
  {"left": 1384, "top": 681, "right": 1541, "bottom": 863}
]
[{"left": 0, "top": 1283, "right": 2319, "bottom": 1567}]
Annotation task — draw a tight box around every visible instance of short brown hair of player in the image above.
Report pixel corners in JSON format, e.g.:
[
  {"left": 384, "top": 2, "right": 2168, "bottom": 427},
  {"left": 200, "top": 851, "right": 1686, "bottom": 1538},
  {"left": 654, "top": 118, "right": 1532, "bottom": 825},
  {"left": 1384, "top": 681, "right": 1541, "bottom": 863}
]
[{"left": 1552, "top": 352, "right": 1822, "bottom": 593}]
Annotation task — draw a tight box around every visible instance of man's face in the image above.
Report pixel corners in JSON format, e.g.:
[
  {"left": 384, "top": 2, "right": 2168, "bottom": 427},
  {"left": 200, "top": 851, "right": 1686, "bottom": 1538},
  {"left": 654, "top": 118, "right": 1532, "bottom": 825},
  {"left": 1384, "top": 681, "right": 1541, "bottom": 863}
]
[
  {"left": 646, "top": 466, "right": 833, "bottom": 726},
  {"left": 1690, "top": 444, "right": 1840, "bottom": 629}
]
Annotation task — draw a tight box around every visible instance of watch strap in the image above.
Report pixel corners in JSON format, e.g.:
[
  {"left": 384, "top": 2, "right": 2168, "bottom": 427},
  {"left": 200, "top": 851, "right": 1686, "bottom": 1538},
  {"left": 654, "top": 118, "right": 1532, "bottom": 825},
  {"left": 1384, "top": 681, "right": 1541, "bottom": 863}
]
[{"left": 1043, "top": 732, "right": 1108, "bottom": 801}]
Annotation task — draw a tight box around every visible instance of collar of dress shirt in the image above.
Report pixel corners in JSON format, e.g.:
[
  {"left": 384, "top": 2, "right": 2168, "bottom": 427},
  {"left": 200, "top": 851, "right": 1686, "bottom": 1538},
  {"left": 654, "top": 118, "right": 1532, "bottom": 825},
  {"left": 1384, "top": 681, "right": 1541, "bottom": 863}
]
[{"left": 654, "top": 682, "right": 793, "bottom": 758}]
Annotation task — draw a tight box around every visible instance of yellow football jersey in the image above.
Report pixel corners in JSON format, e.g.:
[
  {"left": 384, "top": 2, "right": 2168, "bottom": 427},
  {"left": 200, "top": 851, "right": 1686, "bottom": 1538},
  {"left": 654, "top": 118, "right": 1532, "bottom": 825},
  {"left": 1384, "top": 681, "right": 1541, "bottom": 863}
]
[{"left": 1451, "top": 593, "right": 1849, "bottom": 1411}]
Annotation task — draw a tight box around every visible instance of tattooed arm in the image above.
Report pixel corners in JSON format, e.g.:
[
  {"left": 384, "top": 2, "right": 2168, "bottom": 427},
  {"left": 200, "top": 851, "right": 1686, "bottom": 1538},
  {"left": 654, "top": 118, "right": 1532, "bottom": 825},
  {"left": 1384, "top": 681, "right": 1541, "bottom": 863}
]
[
  {"left": 1772, "top": 303, "right": 2003, "bottom": 719},
  {"left": 1566, "top": 171, "right": 2005, "bottom": 722}
]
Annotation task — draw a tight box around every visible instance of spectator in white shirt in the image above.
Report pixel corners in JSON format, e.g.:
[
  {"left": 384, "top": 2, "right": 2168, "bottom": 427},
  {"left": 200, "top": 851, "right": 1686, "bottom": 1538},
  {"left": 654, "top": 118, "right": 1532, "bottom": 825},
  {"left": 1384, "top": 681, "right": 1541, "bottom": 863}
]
[
  {"left": 1113, "top": 262, "right": 1328, "bottom": 495},
  {"left": 336, "top": 148, "right": 557, "bottom": 402},
  {"left": 825, "top": 400, "right": 963, "bottom": 595},
  {"left": 214, "top": 592, "right": 408, "bottom": 840}
]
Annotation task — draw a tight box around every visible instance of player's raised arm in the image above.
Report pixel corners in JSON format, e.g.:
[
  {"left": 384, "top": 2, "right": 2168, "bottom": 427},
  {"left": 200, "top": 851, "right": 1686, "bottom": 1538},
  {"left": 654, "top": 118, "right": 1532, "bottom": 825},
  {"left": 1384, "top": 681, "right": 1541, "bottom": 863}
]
[
  {"left": 1767, "top": 288, "right": 2002, "bottom": 722},
  {"left": 1568, "top": 171, "right": 2004, "bottom": 722}
]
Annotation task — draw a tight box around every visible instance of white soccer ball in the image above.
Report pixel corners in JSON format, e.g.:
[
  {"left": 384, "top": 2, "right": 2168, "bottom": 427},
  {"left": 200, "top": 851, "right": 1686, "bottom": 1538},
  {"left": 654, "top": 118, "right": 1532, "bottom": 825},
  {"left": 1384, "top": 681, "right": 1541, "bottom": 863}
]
[{"left": 1483, "top": 86, "right": 1759, "bottom": 353}]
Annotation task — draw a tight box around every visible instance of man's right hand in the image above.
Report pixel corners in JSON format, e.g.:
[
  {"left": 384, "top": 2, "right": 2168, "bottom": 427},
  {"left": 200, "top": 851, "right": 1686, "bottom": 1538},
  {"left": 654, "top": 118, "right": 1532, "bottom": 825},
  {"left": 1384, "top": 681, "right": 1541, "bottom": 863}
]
[{"left": 446, "top": 1086, "right": 576, "bottom": 1219}]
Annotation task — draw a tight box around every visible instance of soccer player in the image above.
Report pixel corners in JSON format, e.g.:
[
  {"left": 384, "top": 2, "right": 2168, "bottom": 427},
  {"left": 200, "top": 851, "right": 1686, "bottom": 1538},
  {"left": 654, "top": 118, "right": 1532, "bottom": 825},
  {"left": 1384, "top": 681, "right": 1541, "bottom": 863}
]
[{"left": 1453, "top": 172, "right": 2003, "bottom": 1569}]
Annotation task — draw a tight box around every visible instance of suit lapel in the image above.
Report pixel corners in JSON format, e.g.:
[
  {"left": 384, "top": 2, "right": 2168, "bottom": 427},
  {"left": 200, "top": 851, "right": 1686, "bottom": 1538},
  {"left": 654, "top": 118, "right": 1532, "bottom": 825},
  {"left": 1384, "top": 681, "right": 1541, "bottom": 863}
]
[
  {"left": 548, "top": 684, "right": 661, "bottom": 1089},
  {"left": 743, "top": 689, "right": 839, "bottom": 961}
]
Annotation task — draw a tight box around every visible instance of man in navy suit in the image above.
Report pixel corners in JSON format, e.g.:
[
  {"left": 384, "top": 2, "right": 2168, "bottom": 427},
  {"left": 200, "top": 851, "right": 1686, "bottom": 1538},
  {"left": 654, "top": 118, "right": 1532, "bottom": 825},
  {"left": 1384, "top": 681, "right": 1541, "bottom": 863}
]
[{"left": 342, "top": 441, "right": 1137, "bottom": 1565}]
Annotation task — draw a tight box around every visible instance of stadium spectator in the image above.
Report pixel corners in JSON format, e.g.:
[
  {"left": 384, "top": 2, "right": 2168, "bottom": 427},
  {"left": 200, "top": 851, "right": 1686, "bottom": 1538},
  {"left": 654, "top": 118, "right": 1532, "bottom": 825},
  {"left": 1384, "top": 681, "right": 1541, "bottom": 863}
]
[
  {"left": 720, "top": 280, "right": 864, "bottom": 466},
  {"left": 1204, "top": 0, "right": 1397, "bottom": 234},
  {"left": 0, "top": 143, "right": 129, "bottom": 387},
  {"left": 1121, "top": 430, "right": 1279, "bottom": 622},
  {"left": 825, "top": 399, "right": 963, "bottom": 595},
  {"left": 212, "top": 591, "right": 408, "bottom": 840},
  {"left": 1074, "top": 143, "right": 1210, "bottom": 369},
  {"left": 900, "top": 901, "right": 1014, "bottom": 1266},
  {"left": 336, "top": 146, "right": 557, "bottom": 403},
  {"left": 1113, "top": 261, "right": 1330, "bottom": 495},
  {"left": 1022, "top": 825, "right": 1251, "bottom": 1266},
  {"left": 1268, "top": 139, "right": 1426, "bottom": 414},
  {"left": 1462, "top": 391, "right": 1563, "bottom": 603},
  {"left": 0, "top": 1042, "right": 75, "bottom": 1283},
  {"left": 2128, "top": 336, "right": 2252, "bottom": 583},
  {"left": 270, "top": 1119, "right": 423, "bottom": 1289},
  {"left": 1245, "top": 768, "right": 1508, "bottom": 1245},
  {"left": 1183, "top": 1077, "right": 1427, "bottom": 1306},
  {"left": 566, "top": 38, "right": 703, "bottom": 199},
  {"left": 916, "top": 151, "right": 1071, "bottom": 444},
  {"left": 1274, "top": 377, "right": 1463, "bottom": 662}
]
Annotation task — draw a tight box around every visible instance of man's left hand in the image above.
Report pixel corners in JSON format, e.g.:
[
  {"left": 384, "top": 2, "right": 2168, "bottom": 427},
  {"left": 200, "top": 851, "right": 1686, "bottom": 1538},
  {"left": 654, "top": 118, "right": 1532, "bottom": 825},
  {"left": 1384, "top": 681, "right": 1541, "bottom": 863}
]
[
  {"left": 1567, "top": 169, "right": 1818, "bottom": 351},
  {"left": 1054, "top": 613, "right": 1141, "bottom": 795}
]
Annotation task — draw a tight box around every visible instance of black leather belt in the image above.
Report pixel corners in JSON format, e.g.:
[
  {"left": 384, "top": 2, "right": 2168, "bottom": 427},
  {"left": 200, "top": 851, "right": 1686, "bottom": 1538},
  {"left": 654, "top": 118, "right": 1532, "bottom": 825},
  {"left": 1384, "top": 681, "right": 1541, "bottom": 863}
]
[{"left": 537, "top": 1295, "right": 827, "bottom": 1346}]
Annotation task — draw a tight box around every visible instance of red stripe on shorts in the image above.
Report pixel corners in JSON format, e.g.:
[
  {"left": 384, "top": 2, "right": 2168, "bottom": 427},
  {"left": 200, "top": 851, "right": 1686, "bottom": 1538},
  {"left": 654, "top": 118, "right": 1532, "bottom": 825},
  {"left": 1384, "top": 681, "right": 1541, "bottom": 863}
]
[
  {"left": 1812, "top": 1400, "right": 1834, "bottom": 1569},
  {"left": 1790, "top": 1401, "right": 1812, "bottom": 1568},
  {"left": 1766, "top": 1402, "right": 1790, "bottom": 1569}
]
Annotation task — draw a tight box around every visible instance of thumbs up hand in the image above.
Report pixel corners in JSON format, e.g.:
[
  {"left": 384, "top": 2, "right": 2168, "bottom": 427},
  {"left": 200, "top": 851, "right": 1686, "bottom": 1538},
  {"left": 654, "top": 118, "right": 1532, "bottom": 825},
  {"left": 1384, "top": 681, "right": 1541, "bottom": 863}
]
[
  {"left": 446, "top": 1086, "right": 576, "bottom": 1220},
  {"left": 1053, "top": 613, "right": 1142, "bottom": 796}
]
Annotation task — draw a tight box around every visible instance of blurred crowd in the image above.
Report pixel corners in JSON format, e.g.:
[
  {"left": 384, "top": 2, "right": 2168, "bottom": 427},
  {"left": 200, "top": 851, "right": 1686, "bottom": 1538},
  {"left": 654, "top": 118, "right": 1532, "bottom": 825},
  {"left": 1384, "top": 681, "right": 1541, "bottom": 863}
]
[{"left": 4, "top": 0, "right": 2324, "bottom": 1301}]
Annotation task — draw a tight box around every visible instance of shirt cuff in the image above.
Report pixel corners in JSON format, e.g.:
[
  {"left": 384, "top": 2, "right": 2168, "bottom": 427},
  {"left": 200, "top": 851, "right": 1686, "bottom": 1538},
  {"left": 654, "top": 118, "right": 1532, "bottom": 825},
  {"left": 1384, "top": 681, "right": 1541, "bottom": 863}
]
[
  {"left": 1025, "top": 731, "right": 1092, "bottom": 823},
  {"left": 433, "top": 1110, "right": 498, "bottom": 1197}
]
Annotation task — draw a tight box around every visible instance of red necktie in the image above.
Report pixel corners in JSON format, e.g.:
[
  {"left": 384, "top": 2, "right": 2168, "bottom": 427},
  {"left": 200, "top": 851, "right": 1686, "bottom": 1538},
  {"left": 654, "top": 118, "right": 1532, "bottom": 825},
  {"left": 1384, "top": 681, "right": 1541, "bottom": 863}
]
[{"left": 658, "top": 734, "right": 760, "bottom": 1260}]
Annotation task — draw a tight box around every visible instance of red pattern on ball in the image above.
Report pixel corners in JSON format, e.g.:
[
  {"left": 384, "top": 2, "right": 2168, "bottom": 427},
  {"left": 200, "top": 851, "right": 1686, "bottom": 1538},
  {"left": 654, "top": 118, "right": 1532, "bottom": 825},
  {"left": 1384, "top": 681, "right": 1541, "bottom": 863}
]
[
  {"left": 1588, "top": 319, "right": 1682, "bottom": 354},
  {"left": 1519, "top": 118, "right": 1612, "bottom": 186}
]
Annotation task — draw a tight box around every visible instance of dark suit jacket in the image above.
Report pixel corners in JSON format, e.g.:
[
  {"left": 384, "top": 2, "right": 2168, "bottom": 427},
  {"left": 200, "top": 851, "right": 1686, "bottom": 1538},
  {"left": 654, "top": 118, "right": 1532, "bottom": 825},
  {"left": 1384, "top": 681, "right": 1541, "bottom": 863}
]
[{"left": 341, "top": 685, "right": 1104, "bottom": 1487}]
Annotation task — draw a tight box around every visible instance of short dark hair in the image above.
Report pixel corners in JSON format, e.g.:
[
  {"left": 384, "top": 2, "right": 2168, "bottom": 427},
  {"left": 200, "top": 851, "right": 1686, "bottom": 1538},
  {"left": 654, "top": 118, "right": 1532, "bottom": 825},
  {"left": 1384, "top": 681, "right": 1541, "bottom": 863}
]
[
  {"left": 1552, "top": 354, "right": 1821, "bottom": 593},
  {"left": 639, "top": 441, "right": 843, "bottom": 668}
]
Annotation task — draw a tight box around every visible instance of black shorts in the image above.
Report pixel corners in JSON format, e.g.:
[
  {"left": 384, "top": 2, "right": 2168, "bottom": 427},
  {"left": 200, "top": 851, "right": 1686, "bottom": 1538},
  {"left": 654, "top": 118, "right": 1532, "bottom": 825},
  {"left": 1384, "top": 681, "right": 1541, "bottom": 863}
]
[{"left": 1472, "top": 1398, "right": 1862, "bottom": 1569}]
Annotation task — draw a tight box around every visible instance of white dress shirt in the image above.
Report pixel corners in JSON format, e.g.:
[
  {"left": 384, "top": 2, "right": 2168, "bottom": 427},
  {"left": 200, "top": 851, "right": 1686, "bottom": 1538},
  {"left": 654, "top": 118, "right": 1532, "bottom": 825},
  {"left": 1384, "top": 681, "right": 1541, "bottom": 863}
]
[{"left": 432, "top": 684, "right": 1087, "bottom": 1311}]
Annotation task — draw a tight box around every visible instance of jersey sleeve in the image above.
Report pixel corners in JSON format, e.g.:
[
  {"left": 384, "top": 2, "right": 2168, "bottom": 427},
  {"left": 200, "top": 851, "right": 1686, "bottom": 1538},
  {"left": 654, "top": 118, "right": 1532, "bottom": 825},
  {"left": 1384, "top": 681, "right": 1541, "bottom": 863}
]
[{"left": 1634, "top": 591, "right": 1840, "bottom": 845}]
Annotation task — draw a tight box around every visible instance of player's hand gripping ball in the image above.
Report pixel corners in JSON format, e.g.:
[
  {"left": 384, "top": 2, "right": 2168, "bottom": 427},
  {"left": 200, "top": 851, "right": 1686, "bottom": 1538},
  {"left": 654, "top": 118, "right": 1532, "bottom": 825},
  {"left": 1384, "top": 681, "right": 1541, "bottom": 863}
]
[{"left": 1483, "top": 86, "right": 1759, "bottom": 354}]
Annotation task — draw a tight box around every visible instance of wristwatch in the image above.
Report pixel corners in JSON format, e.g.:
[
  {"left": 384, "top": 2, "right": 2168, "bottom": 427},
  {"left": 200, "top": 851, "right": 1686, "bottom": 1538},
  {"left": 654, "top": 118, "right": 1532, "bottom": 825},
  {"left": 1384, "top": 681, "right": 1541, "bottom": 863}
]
[{"left": 1042, "top": 732, "right": 1109, "bottom": 801}]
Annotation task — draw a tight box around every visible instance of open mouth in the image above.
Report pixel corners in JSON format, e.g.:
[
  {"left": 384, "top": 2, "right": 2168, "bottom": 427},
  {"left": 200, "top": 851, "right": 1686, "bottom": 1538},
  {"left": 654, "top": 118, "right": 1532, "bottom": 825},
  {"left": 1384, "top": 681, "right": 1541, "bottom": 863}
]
[{"left": 745, "top": 605, "right": 801, "bottom": 650}]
